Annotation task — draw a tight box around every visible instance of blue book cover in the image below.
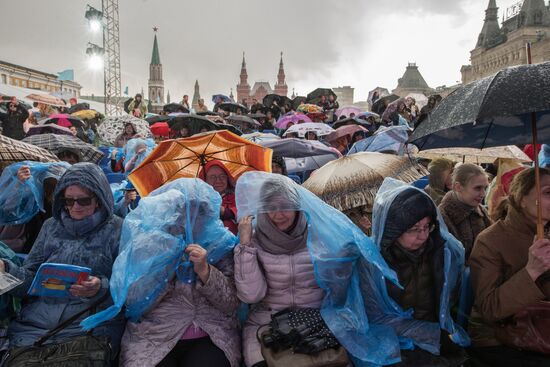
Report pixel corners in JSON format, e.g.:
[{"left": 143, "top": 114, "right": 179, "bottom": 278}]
[{"left": 28, "top": 263, "right": 91, "bottom": 298}]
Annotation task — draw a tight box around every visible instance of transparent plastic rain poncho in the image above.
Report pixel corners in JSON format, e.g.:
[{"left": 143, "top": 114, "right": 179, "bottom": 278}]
[
  {"left": 236, "top": 172, "right": 406, "bottom": 367},
  {"left": 365, "top": 178, "right": 470, "bottom": 355},
  {"left": 81, "top": 178, "right": 238, "bottom": 330},
  {"left": 0, "top": 161, "right": 70, "bottom": 225},
  {"left": 123, "top": 138, "right": 156, "bottom": 174}
]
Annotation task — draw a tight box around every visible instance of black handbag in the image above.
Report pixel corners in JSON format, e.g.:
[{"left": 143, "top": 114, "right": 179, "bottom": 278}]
[{"left": 3, "top": 293, "right": 112, "bottom": 367}]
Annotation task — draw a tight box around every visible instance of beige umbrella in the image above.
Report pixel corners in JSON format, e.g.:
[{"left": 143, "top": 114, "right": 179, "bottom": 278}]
[
  {"left": 416, "top": 145, "right": 531, "bottom": 164},
  {"left": 303, "top": 152, "right": 428, "bottom": 212},
  {"left": 25, "top": 93, "right": 66, "bottom": 107}
]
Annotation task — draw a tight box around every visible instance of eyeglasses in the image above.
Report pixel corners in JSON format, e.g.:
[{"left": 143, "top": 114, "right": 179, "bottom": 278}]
[
  {"left": 61, "top": 197, "right": 95, "bottom": 207},
  {"left": 206, "top": 174, "right": 228, "bottom": 182},
  {"left": 404, "top": 224, "right": 436, "bottom": 236}
]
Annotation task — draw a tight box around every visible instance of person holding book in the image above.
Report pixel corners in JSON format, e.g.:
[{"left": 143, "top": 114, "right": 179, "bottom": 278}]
[{"left": 0, "top": 163, "right": 125, "bottom": 362}]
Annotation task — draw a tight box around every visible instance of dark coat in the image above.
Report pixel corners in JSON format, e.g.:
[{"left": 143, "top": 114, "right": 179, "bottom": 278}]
[
  {"left": 0, "top": 105, "right": 29, "bottom": 140},
  {"left": 439, "top": 191, "right": 492, "bottom": 259}
]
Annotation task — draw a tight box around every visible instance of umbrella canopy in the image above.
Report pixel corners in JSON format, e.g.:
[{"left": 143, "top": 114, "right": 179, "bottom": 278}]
[
  {"left": 409, "top": 62, "right": 550, "bottom": 151},
  {"left": 348, "top": 125, "right": 410, "bottom": 155},
  {"left": 196, "top": 111, "right": 219, "bottom": 116},
  {"left": 325, "top": 125, "right": 368, "bottom": 143},
  {"left": 242, "top": 132, "right": 281, "bottom": 143},
  {"left": 262, "top": 94, "right": 282, "bottom": 108},
  {"left": 261, "top": 138, "right": 340, "bottom": 159},
  {"left": 333, "top": 116, "right": 369, "bottom": 129},
  {"left": 128, "top": 130, "right": 272, "bottom": 197},
  {"left": 97, "top": 115, "right": 152, "bottom": 145},
  {"left": 0, "top": 134, "right": 60, "bottom": 170},
  {"left": 216, "top": 123, "right": 243, "bottom": 136},
  {"left": 405, "top": 93, "right": 429, "bottom": 109},
  {"left": 25, "top": 93, "right": 66, "bottom": 107},
  {"left": 248, "top": 112, "right": 266, "bottom": 119},
  {"left": 71, "top": 109, "right": 101, "bottom": 121},
  {"left": 167, "top": 114, "right": 219, "bottom": 136},
  {"left": 335, "top": 106, "right": 363, "bottom": 118},
  {"left": 416, "top": 145, "right": 532, "bottom": 164},
  {"left": 292, "top": 96, "right": 307, "bottom": 111},
  {"left": 22, "top": 134, "right": 104, "bottom": 163},
  {"left": 163, "top": 103, "right": 189, "bottom": 114},
  {"left": 303, "top": 152, "right": 428, "bottom": 212},
  {"left": 371, "top": 94, "right": 400, "bottom": 115},
  {"left": 226, "top": 115, "right": 261, "bottom": 128},
  {"left": 282, "top": 122, "right": 334, "bottom": 138},
  {"left": 40, "top": 113, "right": 85, "bottom": 128},
  {"left": 145, "top": 114, "right": 171, "bottom": 125},
  {"left": 275, "top": 113, "right": 312, "bottom": 129},
  {"left": 212, "top": 94, "right": 231, "bottom": 103},
  {"left": 306, "top": 88, "right": 337, "bottom": 104},
  {"left": 26, "top": 124, "right": 74, "bottom": 137},
  {"left": 150, "top": 122, "right": 171, "bottom": 138},
  {"left": 67, "top": 102, "right": 90, "bottom": 114},
  {"left": 217, "top": 102, "right": 249, "bottom": 114},
  {"left": 296, "top": 104, "right": 324, "bottom": 114}
]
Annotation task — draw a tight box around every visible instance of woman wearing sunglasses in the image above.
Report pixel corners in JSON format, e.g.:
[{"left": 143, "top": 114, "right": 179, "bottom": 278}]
[{"left": 0, "top": 163, "right": 126, "bottom": 363}]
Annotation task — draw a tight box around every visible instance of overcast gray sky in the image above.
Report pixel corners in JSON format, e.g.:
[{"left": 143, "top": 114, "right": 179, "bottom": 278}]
[{"left": 0, "top": 0, "right": 521, "bottom": 104}]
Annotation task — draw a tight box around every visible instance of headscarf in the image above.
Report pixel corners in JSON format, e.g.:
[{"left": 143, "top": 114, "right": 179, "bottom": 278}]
[{"left": 198, "top": 160, "right": 236, "bottom": 190}]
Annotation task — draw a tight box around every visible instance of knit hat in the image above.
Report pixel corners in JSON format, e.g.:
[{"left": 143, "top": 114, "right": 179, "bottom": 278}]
[{"left": 380, "top": 188, "right": 438, "bottom": 248}]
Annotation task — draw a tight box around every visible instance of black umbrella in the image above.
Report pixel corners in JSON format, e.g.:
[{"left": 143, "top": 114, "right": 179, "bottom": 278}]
[
  {"left": 371, "top": 94, "right": 400, "bottom": 115},
  {"left": 409, "top": 58, "right": 550, "bottom": 237},
  {"left": 163, "top": 103, "right": 190, "bottom": 114},
  {"left": 226, "top": 115, "right": 261, "bottom": 128},
  {"left": 263, "top": 94, "right": 283, "bottom": 108},
  {"left": 123, "top": 98, "right": 133, "bottom": 113},
  {"left": 68, "top": 102, "right": 90, "bottom": 114},
  {"left": 248, "top": 112, "right": 266, "bottom": 120},
  {"left": 145, "top": 114, "right": 171, "bottom": 125},
  {"left": 292, "top": 96, "right": 307, "bottom": 111},
  {"left": 279, "top": 96, "right": 293, "bottom": 109},
  {"left": 217, "top": 102, "right": 249, "bottom": 114},
  {"left": 306, "top": 88, "right": 337, "bottom": 105},
  {"left": 196, "top": 111, "right": 219, "bottom": 116},
  {"left": 216, "top": 123, "right": 243, "bottom": 136},
  {"left": 260, "top": 138, "right": 339, "bottom": 159},
  {"left": 167, "top": 114, "right": 219, "bottom": 136}
]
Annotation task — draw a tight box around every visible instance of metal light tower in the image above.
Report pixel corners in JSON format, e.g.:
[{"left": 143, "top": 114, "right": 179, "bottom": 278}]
[
  {"left": 85, "top": 1, "right": 122, "bottom": 116},
  {"left": 101, "top": 0, "right": 122, "bottom": 116}
]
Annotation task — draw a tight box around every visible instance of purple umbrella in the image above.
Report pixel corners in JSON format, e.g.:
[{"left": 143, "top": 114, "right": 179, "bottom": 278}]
[
  {"left": 275, "top": 113, "right": 312, "bottom": 129},
  {"left": 335, "top": 106, "right": 362, "bottom": 118},
  {"left": 26, "top": 124, "right": 74, "bottom": 137}
]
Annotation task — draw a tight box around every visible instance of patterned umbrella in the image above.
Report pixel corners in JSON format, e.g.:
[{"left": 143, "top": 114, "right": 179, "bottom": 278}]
[
  {"left": 128, "top": 130, "right": 272, "bottom": 197},
  {"left": 303, "top": 152, "right": 427, "bottom": 212},
  {"left": 282, "top": 122, "right": 334, "bottom": 138},
  {"left": 25, "top": 93, "right": 66, "bottom": 107},
  {"left": 97, "top": 115, "right": 152, "bottom": 145},
  {"left": 0, "top": 135, "right": 60, "bottom": 171},
  {"left": 22, "top": 134, "right": 105, "bottom": 163}
]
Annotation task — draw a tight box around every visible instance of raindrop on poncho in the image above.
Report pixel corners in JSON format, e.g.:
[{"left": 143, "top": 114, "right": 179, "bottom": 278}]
[
  {"left": 81, "top": 178, "right": 238, "bottom": 329},
  {"left": 0, "top": 161, "right": 70, "bottom": 225},
  {"left": 236, "top": 171, "right": 404, "bottom": 367},
  {"left": 364, "top": 178, "right": 470, "bottom": 355},
  {"left": 123, "top": 138, "right": 156, "bottom": 174}
]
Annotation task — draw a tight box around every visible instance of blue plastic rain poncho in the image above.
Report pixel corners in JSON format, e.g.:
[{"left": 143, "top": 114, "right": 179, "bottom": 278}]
[
  {"left": 0, "top": 161, "right": 70, "bottom": 225},
  {"left": 539, "top": 144, "right": 550, "bottom": 168},
  {"left": 123, "top": 138, "right": 155, "bottom": 174},
  {"left": 236, "top": 171, "right": 405, "bottom": 367},
  {"left": 364, "top": 178, "right": 470, "bottom": 355},
  {"left": 348, "top": 125, "right": 410, "bottom": 156},
  {"left": 81, "top": 178, "right": 238, "bottom": 329}
]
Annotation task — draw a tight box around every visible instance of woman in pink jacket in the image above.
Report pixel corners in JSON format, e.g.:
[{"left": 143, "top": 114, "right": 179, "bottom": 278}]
[{"left": 235, "top": 178, "right": 325, "bottom": 367}]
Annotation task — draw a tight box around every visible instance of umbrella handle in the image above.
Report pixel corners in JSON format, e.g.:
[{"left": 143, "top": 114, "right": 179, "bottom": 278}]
[{"left": 532, "top": 112, "right": 545, "bottom": 240}]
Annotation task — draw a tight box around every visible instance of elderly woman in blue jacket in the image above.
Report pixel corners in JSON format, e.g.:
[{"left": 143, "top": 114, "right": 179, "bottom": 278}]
[{"left": 0, "top": 163, "right": 125, "bottom": 359}]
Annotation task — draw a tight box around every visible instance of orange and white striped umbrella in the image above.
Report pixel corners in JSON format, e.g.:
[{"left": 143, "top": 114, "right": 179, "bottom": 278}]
[{"left": 128, "top": 130, "right": 272, "bottom": 197}]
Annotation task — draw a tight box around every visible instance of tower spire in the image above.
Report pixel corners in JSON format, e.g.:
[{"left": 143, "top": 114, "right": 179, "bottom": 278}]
[
  {"left": 192, "top": 79, "right": 201, "bottom": 110},
  {"left": 148, "top": 28, "right": 164, "bottom": 110},
  {"left": 274, "top": 51, "right": 288, "bottom": 97},
  {"left": 237, "top": 52, "right": 251, "bottom": 105},
  {"left": 476, "top": 0, "right": 504, "bottom": 49}
]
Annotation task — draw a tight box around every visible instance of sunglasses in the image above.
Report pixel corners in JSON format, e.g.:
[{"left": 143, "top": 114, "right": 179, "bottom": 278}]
[{"left": 61, "top": 197, "right": 95, "bottom": 207}]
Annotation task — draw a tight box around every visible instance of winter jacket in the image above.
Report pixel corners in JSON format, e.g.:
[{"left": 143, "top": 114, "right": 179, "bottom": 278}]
[
  {"left": 468, "top": 206, "right": 550, "bottom": 347},
  {"left": 439, "top": 192, "right": 492, "bottom": 260},
  {"left": 234, "top": 241, "right": 324, "bottom": 366},
  {"left": 0, "top": 106, "right": 29, "bottom": 140},
  {"left": 3, "top": 163, "right": 125, "bottom": 354},
  {"left": 120, "top": 256, "right": 241, "bottom": 367}
]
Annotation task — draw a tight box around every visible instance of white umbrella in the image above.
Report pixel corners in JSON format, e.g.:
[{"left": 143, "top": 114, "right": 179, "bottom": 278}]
[
  {"left": 282, "top": 122, "right": 335, "bottom": 138},
  {"left": 416, "top": 145, "right": 532, "bottom": 164}
]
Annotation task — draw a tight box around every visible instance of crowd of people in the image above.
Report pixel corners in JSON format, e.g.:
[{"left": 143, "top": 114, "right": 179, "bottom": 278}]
[{"left": 0, "top": 87, "right": 548, "bottom": 367}]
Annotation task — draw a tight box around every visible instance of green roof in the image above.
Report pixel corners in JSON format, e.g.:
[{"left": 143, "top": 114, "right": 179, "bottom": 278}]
[{"left": 151, "top": 34, "right": 161, "bottom": 65}]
